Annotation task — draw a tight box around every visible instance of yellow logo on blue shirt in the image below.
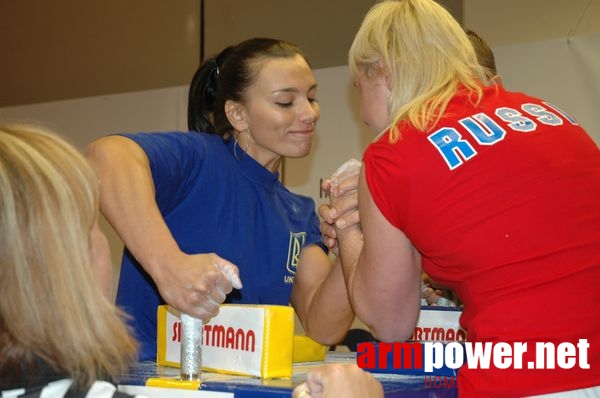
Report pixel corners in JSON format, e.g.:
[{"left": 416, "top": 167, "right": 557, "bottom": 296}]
[{"left": 286, "top": 231, "right": 306, "bottom": 275}]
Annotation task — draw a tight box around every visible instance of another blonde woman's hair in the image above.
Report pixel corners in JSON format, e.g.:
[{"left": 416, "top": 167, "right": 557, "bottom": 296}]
[
  {"left": 0, "top": 124, "right": 137, "bottom": 387},
  {"left": 349, "top": 0, "right": 489, "bottom": 140}
]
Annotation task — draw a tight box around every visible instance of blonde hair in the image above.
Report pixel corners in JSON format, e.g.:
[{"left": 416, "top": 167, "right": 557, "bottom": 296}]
[
  {"left": 349, "top": 0, "right": 489, "bottom": 140},
  {"left": 0, "top": 124, "right": 137, "bottom": 387}
]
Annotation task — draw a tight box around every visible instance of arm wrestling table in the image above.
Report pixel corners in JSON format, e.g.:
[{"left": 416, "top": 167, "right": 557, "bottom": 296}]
[{"left": 118, "top": 352, "right": 458, "bottom": 398}]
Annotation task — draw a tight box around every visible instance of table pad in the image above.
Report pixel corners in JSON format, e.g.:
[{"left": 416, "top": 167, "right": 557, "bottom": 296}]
[{"left": 119, "top": 352, "right": 457, "bottom": 398}]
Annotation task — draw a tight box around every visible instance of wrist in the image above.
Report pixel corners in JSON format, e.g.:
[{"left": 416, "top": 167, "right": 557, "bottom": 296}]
[{"left": 138, "top": 243, "right": 184, "bottom": 282}]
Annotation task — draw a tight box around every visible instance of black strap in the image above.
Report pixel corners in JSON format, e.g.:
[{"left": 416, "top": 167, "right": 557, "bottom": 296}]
[
  {"left": 63, "top": 382, "right": 87, "bottom": 398},
  {"left": 112, "top": 391, "right": 136, "bottom": 398}
]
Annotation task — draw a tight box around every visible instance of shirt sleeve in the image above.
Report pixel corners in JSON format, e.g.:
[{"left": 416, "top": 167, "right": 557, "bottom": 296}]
[
  {"left": 363, "top": 136, "right": 412, "bottom": 231},
  {"left": 120, "top": 132, "right": 207, "bottom": 215}
]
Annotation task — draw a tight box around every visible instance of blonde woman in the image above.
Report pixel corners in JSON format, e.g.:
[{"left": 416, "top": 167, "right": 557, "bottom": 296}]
[{"left": 0, "top": 124, "right": 144, "bottom": 397}]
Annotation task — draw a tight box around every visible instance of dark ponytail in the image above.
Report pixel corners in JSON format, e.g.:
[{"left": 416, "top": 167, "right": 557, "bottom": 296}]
[{"left": 187, "top": 49, "right": 230, "bottom": 134}]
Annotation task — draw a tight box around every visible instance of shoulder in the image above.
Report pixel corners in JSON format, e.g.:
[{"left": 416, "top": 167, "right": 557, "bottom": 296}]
[
  {"left": 481, "top": 83, "right": 542, "bottom": 106},
  {"left": 119, "top": 131, "right": 220, "bottom": 147},
  {"left": 364, "top": 130, "right": 407, "bottom": 168},
  {"left": 121, "top": 131, "right": 227, "bottom": 162}
]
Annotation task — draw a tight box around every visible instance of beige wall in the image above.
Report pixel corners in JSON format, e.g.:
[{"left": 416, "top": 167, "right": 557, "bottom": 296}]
[
  {"left": 0, "top": 1, "right": 461, "bottom": 108},
  {"left": 0, "top": 0, "right": 200, "bottom": 108}
]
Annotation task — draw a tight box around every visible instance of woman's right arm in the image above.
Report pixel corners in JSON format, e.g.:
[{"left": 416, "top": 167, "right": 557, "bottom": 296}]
[{"left": 85, "top": 135, "right": 239, "bottom": 320}]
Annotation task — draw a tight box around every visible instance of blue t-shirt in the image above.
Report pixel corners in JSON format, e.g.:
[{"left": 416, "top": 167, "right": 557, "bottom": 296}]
[{"left": 115, "top": 131, "right": 323, "bottom": 360}]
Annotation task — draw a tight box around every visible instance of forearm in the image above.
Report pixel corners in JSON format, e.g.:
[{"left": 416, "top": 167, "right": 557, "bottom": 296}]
[
  {"left": 335, "top": 224, "right": 364, "bottom": 293},
  {"left": 291, "top": 246, "right": 354, "bottom": 345},
  {"left": 303, "top": 257, "right": 354, "bottom": 344},
  {"left": 352, "top": 248, "right": 421, "bottom": 342},
  {"left": 336, "top": 217, "right": 421, "bottom": 342}
]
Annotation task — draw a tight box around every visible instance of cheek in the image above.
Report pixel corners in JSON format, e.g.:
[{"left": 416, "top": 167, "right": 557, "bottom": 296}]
[
  {"left": 313, "top": 103, "right": 321, "bottom": 122},
  {"left": 255, "top": 111, "right": 297, "bottom": 142},
  {"left": 360, "top": 100, "right": 370, "bottom": 124},
  {"left": 360, "top": 93, "right": 379, "bottom": 127},
  {"left": 365, "top": 89, "right": 391, "bottom": 132},
  {"left": 250, "top": 105, "right": 285, "bottom": 131},
  {"left": 377, "top": 95, "right": 391, "bottom": 125}
]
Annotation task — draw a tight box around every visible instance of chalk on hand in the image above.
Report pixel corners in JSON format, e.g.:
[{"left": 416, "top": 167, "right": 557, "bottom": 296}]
[
  {"left": 331, "top": 158, "right": 362, "bottom": 181},
  {"left": 217, "top": 263, "right": 243, "bottom": 289}
]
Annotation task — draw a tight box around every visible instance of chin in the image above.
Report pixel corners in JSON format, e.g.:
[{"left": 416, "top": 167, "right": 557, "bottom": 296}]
[{"left": 287, "top": 144, "right": 312, "bottom": 159}]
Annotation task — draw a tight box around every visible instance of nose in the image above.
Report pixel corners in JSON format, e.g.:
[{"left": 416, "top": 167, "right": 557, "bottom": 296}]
[{"left": 300, "top": 99, "right": 319, "bottom": 127}]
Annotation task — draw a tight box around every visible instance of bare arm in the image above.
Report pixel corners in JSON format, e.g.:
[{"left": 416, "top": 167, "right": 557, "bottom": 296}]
[
  {"left": 290, "top": 245, "right": 355, "bottom": 345},
  {"left": 86, "top": 135, "right": 239, "bottom": 320},
  {"left": 336, "top": 167, "right": 421, "bottom": 342},
  {"left": 288, "top": 161, "right": 361, "bottom": 344}
]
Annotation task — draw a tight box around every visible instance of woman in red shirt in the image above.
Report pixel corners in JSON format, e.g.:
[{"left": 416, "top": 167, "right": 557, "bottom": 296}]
[{"left": 313, "top": 0, "right": 600, "bottom": 397}]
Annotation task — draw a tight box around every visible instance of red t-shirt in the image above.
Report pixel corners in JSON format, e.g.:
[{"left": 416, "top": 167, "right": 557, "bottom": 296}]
[{"left": 364, "top": 84, "right": 600, "bottom": 397}]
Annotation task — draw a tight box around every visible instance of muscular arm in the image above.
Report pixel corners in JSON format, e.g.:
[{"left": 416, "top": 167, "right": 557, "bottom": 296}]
[
  {"left": 290, "top": 245, "right": 355, "bottom": 345},
  {"left": 336, "top": 167, "right": 422, "bottom": 342},
  {"left": 86, "top": 135, "right": 238, "bottom": 320}
]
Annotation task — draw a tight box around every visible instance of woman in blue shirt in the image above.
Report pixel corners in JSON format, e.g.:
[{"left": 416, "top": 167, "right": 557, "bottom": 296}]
[{"left": 86, "top": 38, "right": 354, "bottom": 360}]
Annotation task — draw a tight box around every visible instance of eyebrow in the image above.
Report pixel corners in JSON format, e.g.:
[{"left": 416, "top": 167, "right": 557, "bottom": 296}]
[{"left": 272, "top": 84, "right": 318, "bottom": 94}]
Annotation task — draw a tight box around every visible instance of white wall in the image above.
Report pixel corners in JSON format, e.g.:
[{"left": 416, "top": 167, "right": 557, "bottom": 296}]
[
  {"left": 493, "top": 32, "right": 600, "bottom": 144},
  {"left": 0, "top": 86, "right": 189, "bottom": 149},
  {"left": 0, "top": 86, "right": 189, "bottom": 296}
]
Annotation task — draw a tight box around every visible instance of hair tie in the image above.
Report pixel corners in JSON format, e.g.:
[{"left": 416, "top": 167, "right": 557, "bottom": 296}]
[
  {"left": 212, "top": 58, "right": 220, "bottom": 77},
  {"left": 214, "top": 46, "right": 233, "bottom": 78}
]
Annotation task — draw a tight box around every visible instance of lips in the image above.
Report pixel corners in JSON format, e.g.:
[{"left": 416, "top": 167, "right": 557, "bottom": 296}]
[{"left": 289, "top": 128, "right": 314, "bottom": 136}]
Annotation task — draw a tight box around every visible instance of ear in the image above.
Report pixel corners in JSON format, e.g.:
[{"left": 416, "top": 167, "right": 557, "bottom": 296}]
[
  {"left": 225, "top": 100, "right": 248, "bottom": 132},
  {"left": 377, "top": 58, "right": 392, "bottom": 89},
  {"left": 384, "top": 73, "right": 392, "bottom": 90}
]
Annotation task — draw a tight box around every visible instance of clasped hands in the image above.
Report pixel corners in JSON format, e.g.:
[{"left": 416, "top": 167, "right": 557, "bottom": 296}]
[{"left": 319, "top": 159, "right": 362, "bottom": 257}]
